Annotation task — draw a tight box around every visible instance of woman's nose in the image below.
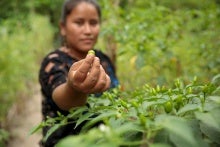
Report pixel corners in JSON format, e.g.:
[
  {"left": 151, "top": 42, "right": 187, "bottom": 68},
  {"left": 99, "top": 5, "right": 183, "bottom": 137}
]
[{"left": 84, "top": 23, "right": 92, "bottom": 34}]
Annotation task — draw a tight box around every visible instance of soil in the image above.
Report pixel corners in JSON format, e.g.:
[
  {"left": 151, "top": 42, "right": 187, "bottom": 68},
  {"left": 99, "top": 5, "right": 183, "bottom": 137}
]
[{"left": 6, "top": 85, "right": 42, "bottom": 147}]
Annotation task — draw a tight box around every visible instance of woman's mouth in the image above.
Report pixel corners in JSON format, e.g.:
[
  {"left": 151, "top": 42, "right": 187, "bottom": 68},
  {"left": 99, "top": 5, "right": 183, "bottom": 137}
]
[{"left": 81, "top": 38, "right": 94, "bottom": 44}]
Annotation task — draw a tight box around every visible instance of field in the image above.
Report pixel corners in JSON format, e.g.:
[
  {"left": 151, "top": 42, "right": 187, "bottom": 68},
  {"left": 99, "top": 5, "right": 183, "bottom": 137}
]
[{"left": 0, "top": 0, "right": 220, "bottom": 146}]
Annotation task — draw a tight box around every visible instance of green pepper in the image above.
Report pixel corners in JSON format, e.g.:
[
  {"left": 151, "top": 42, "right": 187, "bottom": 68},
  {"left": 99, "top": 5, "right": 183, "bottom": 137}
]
[
  {"left": 188, "top": 87, "right": 192, "bottom": 94},
  {"left": 156, "top": 85, "right": 160, "bottom": 92},
  {"left": 88, "top": 50, "right": 95, "bottom": 55},
  {"left": 164, "top": 101, "right": 173, "bottom": 113},
  {"left": 174, "top": 96, "right": 183, "bottom": 111},
  {"left": 152, "top": 88, "right": 157, "bottom": 95},
  {"left": 120, "top": 99, "right": 128, "bottom": 108},
  {"left": 139, "top": 114, "right": 146, "bottom": 126}
]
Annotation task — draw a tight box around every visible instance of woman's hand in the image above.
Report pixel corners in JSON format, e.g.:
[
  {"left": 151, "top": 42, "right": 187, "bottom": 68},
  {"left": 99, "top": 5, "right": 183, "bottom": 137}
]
[{"left": 67, "top": 53, "right": 111, "bottom": 94}]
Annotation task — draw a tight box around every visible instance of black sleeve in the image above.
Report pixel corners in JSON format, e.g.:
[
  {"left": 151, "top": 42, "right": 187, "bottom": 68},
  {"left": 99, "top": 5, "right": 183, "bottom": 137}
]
[{"left": 39, "top": 51, "right": 69, "bottom": 98}]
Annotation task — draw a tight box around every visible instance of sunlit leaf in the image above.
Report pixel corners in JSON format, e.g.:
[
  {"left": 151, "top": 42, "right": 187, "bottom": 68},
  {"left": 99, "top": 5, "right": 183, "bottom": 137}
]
[
  {"left": 67, "top": 106, "right": 89, "bottom": 119},
  {"left": 82, "top": 111, "right": 116, "bottom": 131},
  {"left": 177, "top": 104, "right": 199, "bottom": 115},
  {"left": 28, "top": 123, "right": 43, "bottom": 135},
  {"left": 74, "top": 112, "right": 94, "bottom": 129}
]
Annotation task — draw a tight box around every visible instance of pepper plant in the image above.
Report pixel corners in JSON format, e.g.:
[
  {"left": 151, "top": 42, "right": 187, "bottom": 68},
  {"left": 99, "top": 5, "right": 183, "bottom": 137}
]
[{"left": 31, "top": 75, "right": 220, "bottom": 147}]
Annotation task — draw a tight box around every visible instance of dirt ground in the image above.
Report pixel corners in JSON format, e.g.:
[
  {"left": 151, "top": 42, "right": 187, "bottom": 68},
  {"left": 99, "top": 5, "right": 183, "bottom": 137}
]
[{"left": 6, "top": 85, "right": 42, "bottom": 147}]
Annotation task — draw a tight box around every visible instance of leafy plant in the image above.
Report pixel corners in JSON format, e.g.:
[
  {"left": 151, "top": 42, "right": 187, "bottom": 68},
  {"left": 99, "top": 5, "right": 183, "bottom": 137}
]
[
  {"left": 31, "top": 75, "right": 220, "bottom": 147},
  {"left": 0, "top": 13, "right": 54, "bottom": 122}
]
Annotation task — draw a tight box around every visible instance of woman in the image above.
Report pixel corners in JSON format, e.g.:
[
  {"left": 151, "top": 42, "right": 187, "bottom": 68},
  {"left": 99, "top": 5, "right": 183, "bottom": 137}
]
[{"left": 39, "top": 0, "right": 119, "bottom": 146}]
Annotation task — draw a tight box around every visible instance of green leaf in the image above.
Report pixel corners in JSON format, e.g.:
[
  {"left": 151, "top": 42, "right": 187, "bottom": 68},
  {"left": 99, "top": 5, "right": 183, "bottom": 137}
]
[
  {"left": 74, "top": 112, "right": 94, "bottom": 129},
  {"left": 195, "top": 111, "right": 220, "bottom": 131},
  {"left": 67, "top": 106, "right": 89, "bottom": 119},
  {"left": 177, "top": 104, "right": 199, "bottom": 116},
  {"left": 195, "top": 108, "right": 220, "bottom": 144},
  {"left": 82, "top": 111, "right": 116, "bottom": 132},
  {"left": 200, "top": 122, "right": 220, "bottom": 144},
  {"left": 208, "top": 96, "right": 220, "bottom": 104},
  {"left": 153, "top": 128, "right": 170, "bottom": 144},
  {"left": 114, "top": 122, "right": 143, "bottom": 135},
  {"left": 43, "top": 124, "right": 62, "bottom": 142},
  {"left": 28, "top": 123, "right": 43, "bottom": 135},
  {"left": 56, "top": 135, "right": 88, "bottom": 147},
  {"left": 161, "top": 116, "right": 200, "bottom": 147},
  {"left": 210, "top": 108, "right": 220, "bottom": 126},
  {"left": 56, "top": 129, "right": 117, "bottom": 147}
]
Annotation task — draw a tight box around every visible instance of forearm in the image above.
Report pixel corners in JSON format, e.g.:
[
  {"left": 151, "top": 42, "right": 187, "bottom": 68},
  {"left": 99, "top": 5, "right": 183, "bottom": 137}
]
[{"left": 52, "top": 83, "right": 88, "bottom": 111}]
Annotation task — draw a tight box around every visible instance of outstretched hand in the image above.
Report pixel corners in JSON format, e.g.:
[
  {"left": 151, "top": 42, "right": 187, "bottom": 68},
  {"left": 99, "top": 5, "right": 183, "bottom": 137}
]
[{"left": 67, "top": 53, "right": 111, "bottom": 94}]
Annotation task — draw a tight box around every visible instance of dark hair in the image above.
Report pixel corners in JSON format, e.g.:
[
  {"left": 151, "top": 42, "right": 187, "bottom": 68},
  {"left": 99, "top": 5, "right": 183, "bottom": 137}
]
[{"left": 60, "top": 0, "right": 101, "bottom": 24}]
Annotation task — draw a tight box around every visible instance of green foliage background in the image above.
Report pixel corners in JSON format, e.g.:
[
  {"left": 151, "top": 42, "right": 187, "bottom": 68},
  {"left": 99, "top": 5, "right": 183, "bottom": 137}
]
[
  {"left": 98, "top": 0, "right": 220, "bottom": 89},
  {"left": 0, "top": 0, "right": 220, "bottom": 145}
]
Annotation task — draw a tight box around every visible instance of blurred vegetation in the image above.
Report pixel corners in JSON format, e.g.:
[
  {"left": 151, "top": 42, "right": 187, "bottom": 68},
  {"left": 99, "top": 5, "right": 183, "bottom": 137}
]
[
  {"left": 97, "top": 0, "right": 220, "bottom": 89},
  {"left": 0, "top": 13, "right": 54, "bottom": 119},
  {"left": 0, "top": 0, "right": 220, "bottom": 145}
]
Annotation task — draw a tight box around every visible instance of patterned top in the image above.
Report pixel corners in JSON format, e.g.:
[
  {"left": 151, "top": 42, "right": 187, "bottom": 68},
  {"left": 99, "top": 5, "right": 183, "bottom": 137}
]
[{"left": 38, "top": 49, "right": 119, "bottom": 146}]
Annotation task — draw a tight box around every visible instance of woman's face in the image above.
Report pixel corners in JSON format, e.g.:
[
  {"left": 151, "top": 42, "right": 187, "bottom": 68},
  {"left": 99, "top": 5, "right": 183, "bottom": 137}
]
[{"left": 60, "top": 2, "right": 100, "bottom": 57}]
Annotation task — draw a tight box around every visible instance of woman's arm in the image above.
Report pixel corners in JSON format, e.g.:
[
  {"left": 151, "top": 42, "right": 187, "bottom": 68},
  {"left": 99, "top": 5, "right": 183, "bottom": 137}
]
[
  {"left": 52, "top": 54, "right": 111, "bottom": 111},
  {"left": 52, "top": 82, "right": 87, "bottom": 111}
]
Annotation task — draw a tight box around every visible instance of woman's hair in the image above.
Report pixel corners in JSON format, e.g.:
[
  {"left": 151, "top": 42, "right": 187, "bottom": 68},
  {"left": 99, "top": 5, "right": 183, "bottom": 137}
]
[{"left": 60, "top": 0, "right": 101, "bottom": 24}]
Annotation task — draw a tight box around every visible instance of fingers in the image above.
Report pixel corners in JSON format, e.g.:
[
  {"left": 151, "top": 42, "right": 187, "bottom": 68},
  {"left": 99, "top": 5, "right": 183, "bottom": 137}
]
[
  {"left": 69, "top": 60, "right": 83, "bottom": 78},
  {"left": 70, "top": 60, "right": 83, "bottom": 71},
  {"left": 68, "top": 54, "right": 111, "bottom": 94},
  {"left": 90, "top": 66, "right": 111, "bottom": 93},
  {"left": 101, "top": 74, "right": 111, "bottom": 92},
  {"left": 73, "top": 54, "right": 95, "bottom": 82},
  {"left": 81, "top": 57, "right": 101, "bottom": 90}
]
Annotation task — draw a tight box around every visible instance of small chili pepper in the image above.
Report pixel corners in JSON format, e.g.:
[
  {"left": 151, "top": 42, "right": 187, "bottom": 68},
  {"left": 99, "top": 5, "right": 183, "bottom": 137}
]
[
  {"left": 88, "top": 50, "right": 95, "bottom": 55},
  {"left": 164, "top": 101, "right": 173, "bottom": 113}
]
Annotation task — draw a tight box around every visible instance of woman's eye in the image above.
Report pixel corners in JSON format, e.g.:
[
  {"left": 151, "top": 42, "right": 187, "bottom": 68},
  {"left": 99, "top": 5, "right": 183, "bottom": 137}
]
[
  {"left": 90, "top": 20, "right": 99, "bottom": 26},
  {"left": 74, "top": 21, "right": 83, "bottom": 26}
]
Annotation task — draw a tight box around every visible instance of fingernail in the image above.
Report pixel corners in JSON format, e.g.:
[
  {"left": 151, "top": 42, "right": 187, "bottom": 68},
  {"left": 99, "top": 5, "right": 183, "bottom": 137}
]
[{"left": 95, "top": 57, "right": 100, "bottom": 62}]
